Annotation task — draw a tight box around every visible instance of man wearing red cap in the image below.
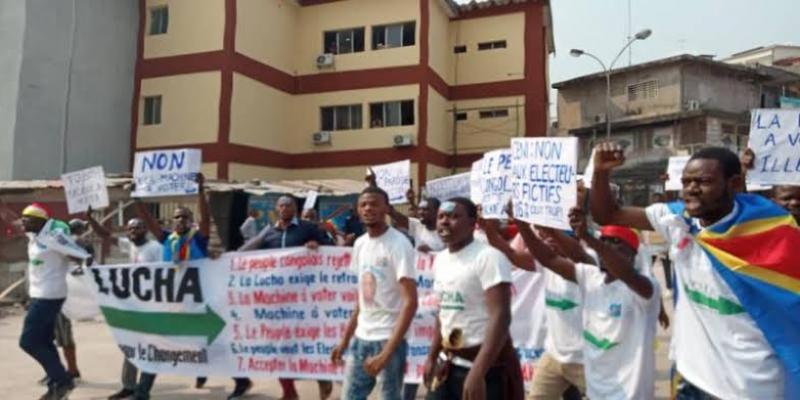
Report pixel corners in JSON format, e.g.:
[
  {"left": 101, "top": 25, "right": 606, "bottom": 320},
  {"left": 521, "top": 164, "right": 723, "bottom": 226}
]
[
  {"left": 515, "top": 208, "right": 659, "bottom": 400},
  {"left": 19, "top": 203, "right": 90, "bottom": 400}
]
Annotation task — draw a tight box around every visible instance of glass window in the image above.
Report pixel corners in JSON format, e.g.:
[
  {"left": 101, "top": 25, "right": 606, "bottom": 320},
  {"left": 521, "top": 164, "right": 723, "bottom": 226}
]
[
  {"left": 370, "top": 100, "right": 414, "bottom": 127},
  {"left": 454, "top": 45, "right": 467, "bottom": 54},
  {"left": 321, "top": 107, "right": 335, "bottom": 131},
  {"left": 323, "top": 28, "right": 365, "bottom": 54},
  {"left": 477, "top": 40, "right": 507, "bottom": 51},
  {"left": 149, "top": 7, "right": 168, "bottom": 35},
  {"left": 373, "top": 22, "right": 415, "bottom": 50},
  {"left": 320, "top": 105, "right": 362, "bottom": 131},
  {"left": 479, "top": 109, "right": 509, "bottom": 119},
  {"left": 143, "top": 96, "right": 162, "bottom": 125}
]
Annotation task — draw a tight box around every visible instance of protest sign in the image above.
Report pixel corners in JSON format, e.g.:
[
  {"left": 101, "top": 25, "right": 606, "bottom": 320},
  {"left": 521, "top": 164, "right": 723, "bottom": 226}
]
[
  {"left": 664, "top": 156, "right": 691, "bottom": 191},
  {"left": 371, "top": 160, "right": 411, "bottom": 205},
  {"left": 480, "top": 149, "right": 513, "bottom": 219},
  {"left": 747, "top": 109, "right": 800, "bottom": 185},
  {"left": 303, "top": 191, "right": 318, "bottom": 210},
  {"left": 132, "top": 149, "right": 202, "bottom": 197},
  {"left": 510, "top": 138, "right": 578, "bottom": 230},
  {"left": 84, "top": 247, "right": 545, "bottom": 385},
  {"left": 470, "top": 159, "right": 483, "bottom": 204},
  {"left": 425, "top": 173, "right": 470, "bottom": 202},
  {"left": 61, "top": 166, "right": 109, "bottom": 214}
]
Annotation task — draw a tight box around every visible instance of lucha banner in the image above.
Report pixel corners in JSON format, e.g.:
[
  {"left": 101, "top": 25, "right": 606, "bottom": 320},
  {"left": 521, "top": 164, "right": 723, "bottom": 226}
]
[{"left": 84, "top": 247, "right": 545, "bottom": 384}]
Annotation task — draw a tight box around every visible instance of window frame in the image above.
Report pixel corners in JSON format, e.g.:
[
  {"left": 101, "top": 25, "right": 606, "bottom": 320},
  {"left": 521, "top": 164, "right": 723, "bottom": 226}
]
[
  {"left": 149, "top": 6, "right": 168, "bottom": 36},
  {"left": 453, "top": 45, "right": 467, "bottom": 54},
  {"left": 477, "top": 40, "right": 507, "bottom": 51},
  {"left": 143, "top": 96, "right": 162, "bottom": 126},
  {"left": 478, "top": 109, "right": 509, "bottom": 119},
  {"left": 372, "top": 21, "right": 416, "bottom": 50},
  {"left": 322, "top": 27, "right": 365, "bottom": 55},
  {"left": 627, "top": 80, "right": 659, "bottom": 101},
  {"left": 369, "top": 100, "right": 415, "bottom": 128},
  {"left": 320, "top": 104, "right": 362, "bottom": 131}
]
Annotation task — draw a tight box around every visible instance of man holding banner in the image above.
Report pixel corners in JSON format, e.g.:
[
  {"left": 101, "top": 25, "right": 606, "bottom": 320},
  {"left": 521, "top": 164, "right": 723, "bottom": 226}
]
[
  {"left": 591, "top": 143, "right": 800, "bottom": 399},
  {"left": 331, "top": 186, "right": 418, "bottom": 400}
]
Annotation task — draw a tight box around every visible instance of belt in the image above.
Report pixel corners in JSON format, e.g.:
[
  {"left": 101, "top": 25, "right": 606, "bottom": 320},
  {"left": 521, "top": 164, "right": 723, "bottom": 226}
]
[{"left": 439, "top": 351, "right": 474, "bottom": 369}]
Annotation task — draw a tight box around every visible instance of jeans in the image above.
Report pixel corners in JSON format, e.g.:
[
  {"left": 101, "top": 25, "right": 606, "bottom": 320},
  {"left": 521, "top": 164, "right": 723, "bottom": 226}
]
[
  {"left": 19, "top": 298, "right": 71, "bottom": 386},
  {"left": 675, "top": 378, "right": 720, "bottom": 400},
  {"left": 135, "top": 372, "right": 156, "bottom": 399},
  {"left": 425, "top": 364, "right": 506, "bottom": 400},
  {"left": 342, "top": 338, "right": 407, "bottom": 400}
]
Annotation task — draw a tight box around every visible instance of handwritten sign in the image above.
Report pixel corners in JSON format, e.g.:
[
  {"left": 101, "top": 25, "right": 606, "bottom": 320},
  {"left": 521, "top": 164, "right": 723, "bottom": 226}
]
[
  {"left": 425, "top": 173, "right": 470, "bottom": 202},
  {"left": 132, "top": 149, "right": 202, "bottom": 197},
  {"left": 747, "top": 109, "right": 800, "bottom": 185},
  {"left": 511, "top": 138, "right": 577, "bottom": 230},
  {"left": 664, "top": 156, "right": 691, "bottom": 191},
  {"left": 371, "top": 160, "right": 411, "bottom": 205},
  {"left": 470, "top": 159, "right": 483, "bottom": 204},
  {"left": 61, "top": 166, "right": 109, "bottom": 214},
  {"left": 303, "top": 191, "right": 319, "bottom": 210},
  {"left": 480, "top": 149, "right": 513, "bottom": 219}
]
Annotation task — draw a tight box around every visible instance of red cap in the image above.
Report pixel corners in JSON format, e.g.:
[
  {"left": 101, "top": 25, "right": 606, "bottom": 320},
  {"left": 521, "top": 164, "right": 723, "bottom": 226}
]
[{"left": 600, "top": 225, "right": 639, "bottom": 251}]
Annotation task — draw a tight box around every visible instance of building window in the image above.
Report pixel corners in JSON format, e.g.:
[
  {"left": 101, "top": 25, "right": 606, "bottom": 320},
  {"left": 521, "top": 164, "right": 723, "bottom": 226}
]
[
  {"left": 372, "top": 22, "right": 415, "bottom": 50},
  {"left": 149, "top": 7, "right": 168, "bottom": 35},
  {"left": 323, "top": 28, "right": 365, "bottom": 55},
  {"left": 479, "top": 109, "right": 509, "bottom": 119},
  {"left": 370, "top": 100, "right": 414, "bottom": 127},
  {"left": 143, "top": 96, "right": 162, "bottom": 125},
  {"left": 455, "top": 112, "right": 467, "bottom": 121},
  {"left": 454, "top": 45, "right": 467, "bottom": 54},
  {"left": 320, "top": 104, "right": 362, "bottom": 131},
  {"left": 477, "top": 40, "right": 506, "bottom": 51},
  {"left": 627, "top": 80, "right": 659, "bottom": 101}
]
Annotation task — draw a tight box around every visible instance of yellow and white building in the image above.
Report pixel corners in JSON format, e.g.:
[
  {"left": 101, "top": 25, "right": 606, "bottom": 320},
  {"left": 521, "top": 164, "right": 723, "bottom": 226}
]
[{"left": 132, "top": 0, "right": 554, "bottom": 184}]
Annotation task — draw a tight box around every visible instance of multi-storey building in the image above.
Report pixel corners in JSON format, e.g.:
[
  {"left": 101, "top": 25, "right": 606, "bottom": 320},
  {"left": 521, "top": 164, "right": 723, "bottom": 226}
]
[
  {"left": 132, "top": 0, "right": 554, "bottom": 185},
  {"left": 553, "top": 54, "right": 799, "bottom": 205}
]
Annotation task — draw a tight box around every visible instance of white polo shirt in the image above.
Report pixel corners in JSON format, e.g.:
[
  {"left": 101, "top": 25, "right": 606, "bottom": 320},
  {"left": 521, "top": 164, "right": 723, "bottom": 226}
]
[{"left": 27, "top": 219, "right": 90, "bottom": 299}]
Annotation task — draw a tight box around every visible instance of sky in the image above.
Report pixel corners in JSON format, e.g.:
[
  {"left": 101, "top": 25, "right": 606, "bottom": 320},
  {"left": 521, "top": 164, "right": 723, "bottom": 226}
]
[{"left": 458, "top": 0, "right": 797, "bottom": 118}]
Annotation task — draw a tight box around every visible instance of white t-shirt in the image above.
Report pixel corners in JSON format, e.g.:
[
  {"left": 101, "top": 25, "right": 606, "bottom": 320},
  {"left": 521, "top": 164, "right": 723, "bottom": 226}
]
[
  {"left": 542, "top": 267, "right": 583, "bottom": 364},
  {"left": 433, "top": 240, "right": 512, "bottom": 348},
  {"left": 408, "top": 218, "right": 445, "bottom": 251},
  {"left": 575, "top": 263, "right": 659, "bottom": 400},
  {"left": 239, "top": 217, "right": 259, "bottom": 241},
  {"left": 118, "top": 237, "right": 163, "bottom": 263},
  {"left": 27, "top": 219, "right": 90, "bottom": 299},
  {"left": 351, "top": 227, "right": 416, "bottom": 341},
  {"left": 646, "top": 203, "right": 784, "bottom": 399}
]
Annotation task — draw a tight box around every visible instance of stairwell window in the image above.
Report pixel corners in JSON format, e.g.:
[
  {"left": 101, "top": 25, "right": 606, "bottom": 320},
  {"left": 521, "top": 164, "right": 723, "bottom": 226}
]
[
  {"left": 477, "top": 40, "right": 506, "bottom": 51},
  {"left": 372, "top": 22, "right": 415, "bottom": 50},
  {"left": 370, "top": 100, "right": 414, "bottom": 127},
  {"left": 323, "top": 28, "right": 365, "bottom": 54},
  {"left": 143, "top": 96, "right": 162, "bottom": 125},
  {"left": 479, "top": 109, "right": 509, "bottom": 119},
  {"left": 149, "top": 7, "right": 168, "bottom": 35},
  {"left": 321, "top": 105, "right": 362, "bottom": 131}
]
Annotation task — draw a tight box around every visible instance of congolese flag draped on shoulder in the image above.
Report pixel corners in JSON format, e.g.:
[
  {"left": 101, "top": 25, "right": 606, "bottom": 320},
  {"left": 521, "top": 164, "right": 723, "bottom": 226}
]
[{"left": 669, "top": 194, "right": 800, "bottom": 397}]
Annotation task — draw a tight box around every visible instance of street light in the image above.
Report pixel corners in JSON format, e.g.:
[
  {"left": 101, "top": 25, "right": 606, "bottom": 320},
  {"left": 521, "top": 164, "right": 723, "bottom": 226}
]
[{"left": 570, "top": 28, "right": 653, "bottom": 138}]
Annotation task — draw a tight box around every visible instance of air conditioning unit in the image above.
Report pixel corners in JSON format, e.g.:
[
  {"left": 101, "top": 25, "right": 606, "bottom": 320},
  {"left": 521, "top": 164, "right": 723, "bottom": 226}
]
[
  {"left": 393, "top": 134, "right": 413, "bottom": 147},
  {"left": 316, "top": 53, "right": 334, "bottom": 68},
  {"left": 312, "top": 131, "right": 332, "bottom": 145},
  {"left": 594, "top": 114, "right": 607, "bottom": 123},
  {"left": 687, "top": 100, "right": 701, "bottom": 111}
]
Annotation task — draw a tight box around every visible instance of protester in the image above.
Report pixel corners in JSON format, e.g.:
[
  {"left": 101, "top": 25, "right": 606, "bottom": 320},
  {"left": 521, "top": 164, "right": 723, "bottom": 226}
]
[
  {"left": 301, "top": 207, "right": 339, "bottom": 245},
  {"left": 590, "top": 144, "right": 797, "bottom": 399},
  {"left": 133, "top": 174, "right": 250, "bottom": 400},
  {"left": 390, "top": 192, "right": 445, "bottom": 253},
  {"left": 517, "top": 207, "right": 658, "bottom": 400},
  {"left": 240, "top": 194, "right": 333, "bottom": 400},
  {"left": 482, "top": 207, "right": 589, "bottom": 400},
  {"left": 330, "top": 186, "right": 418, "bottom": 400},
  {"left": 19, "top": 202, "right": 90, "bottom": 400},
  {"left": 423, "top": 198, "right": 523, "bottom": 400},
  {"left": 239, "top": 208, "right": 260, "bottom": 242},
  {"left": 85, "top": 211, "right": 163, "bottom": 400}
]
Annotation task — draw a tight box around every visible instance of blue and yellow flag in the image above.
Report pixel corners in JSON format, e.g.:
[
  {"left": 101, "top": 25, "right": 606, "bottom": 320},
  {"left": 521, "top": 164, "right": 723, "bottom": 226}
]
[{"left": 669, "top": 194, "right": 800, "bottom": 397}]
